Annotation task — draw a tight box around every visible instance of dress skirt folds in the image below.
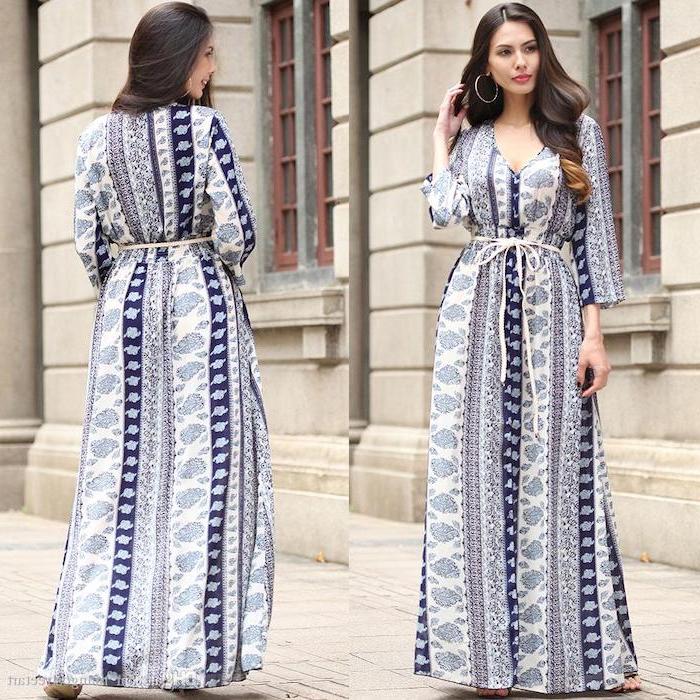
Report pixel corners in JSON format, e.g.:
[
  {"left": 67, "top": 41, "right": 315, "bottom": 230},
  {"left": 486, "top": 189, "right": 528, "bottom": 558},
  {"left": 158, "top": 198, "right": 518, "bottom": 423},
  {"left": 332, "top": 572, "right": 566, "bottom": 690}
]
[
  {"left": 413, "top": 114, "right": 638, "bottom": 694},
  {"left": 35, "top": 102, "right": 274, "bottom": 690}
]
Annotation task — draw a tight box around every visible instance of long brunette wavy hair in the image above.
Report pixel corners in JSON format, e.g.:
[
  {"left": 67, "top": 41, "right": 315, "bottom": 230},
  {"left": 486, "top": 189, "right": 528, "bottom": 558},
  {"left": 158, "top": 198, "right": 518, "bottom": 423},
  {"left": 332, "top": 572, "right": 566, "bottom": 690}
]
[
  {"left": 452, "top": 2, "right": 592, "bottom": 203},
  {"left": 112, "top": 2, "right": 214, "bottom": 114}
]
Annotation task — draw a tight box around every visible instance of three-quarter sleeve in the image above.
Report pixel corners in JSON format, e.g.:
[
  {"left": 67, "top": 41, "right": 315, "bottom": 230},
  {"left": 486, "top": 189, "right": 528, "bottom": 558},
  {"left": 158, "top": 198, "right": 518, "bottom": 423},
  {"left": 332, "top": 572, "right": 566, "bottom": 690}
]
[
  {"left": 73, "top": 127, "right": 114, "bottom": 297},
  {"left": 570, "top": 114, "right": 625, "bottom": 308},
  {"left": 205, "top": 109, "right": 257, "bottom": 287},
  {"left": 419, "top": 127, "right": 472, "bottom": 228}
]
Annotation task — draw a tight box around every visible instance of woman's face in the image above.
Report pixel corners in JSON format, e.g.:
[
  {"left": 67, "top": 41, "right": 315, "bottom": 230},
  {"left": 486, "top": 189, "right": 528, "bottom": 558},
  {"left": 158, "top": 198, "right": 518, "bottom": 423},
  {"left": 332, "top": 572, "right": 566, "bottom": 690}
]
[
  {"left": 486, "top": 20, "right": 540, "bottom": 96},
  {"left": 187, "top": 37, "right": 217, "bottom": 99}
]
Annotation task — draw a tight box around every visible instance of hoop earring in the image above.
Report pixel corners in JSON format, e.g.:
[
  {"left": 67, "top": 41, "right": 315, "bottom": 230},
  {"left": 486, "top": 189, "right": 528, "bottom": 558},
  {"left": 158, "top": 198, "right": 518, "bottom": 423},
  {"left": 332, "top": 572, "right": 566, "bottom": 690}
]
[{"left": 474, "top": 73, "right": 499, "bottom": 103}]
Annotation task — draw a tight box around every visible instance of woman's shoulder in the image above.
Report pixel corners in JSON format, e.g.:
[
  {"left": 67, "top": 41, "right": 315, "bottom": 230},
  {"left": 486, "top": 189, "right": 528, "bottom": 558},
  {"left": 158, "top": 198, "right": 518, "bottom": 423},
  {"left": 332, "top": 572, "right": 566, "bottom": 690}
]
[
  {"left": 77, "top": 113, "right": 110, "bottom": 152},
  {"left": 575, "top": 112, "right": 603, "bottom": 140}
]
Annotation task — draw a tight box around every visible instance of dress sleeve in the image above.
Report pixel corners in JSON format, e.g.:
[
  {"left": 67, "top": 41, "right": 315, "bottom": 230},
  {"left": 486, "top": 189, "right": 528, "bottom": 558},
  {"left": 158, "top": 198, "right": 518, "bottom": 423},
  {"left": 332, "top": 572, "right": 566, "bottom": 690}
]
[
  {"left": 419, "top": 127, "right": 471, "bottom": 228},
  {"left": 205, "top": 109, "right": 257, "bottom": 287},
  {"left": 73, "top": 128, "right": 114, "bottom": 297},
  {"left": 570, "top": 115, "right": 625, "bottom": 308}
]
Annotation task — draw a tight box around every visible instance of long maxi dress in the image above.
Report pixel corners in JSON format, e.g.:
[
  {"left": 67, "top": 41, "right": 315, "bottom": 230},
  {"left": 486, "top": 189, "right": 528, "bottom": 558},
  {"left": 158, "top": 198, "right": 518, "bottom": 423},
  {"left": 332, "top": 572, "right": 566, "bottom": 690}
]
[
  {"left": 413, "top": 114, "right": 639, "bottom": 694},
  {"left": 35, "top": 100, "right": 275, "bottom": 690}
]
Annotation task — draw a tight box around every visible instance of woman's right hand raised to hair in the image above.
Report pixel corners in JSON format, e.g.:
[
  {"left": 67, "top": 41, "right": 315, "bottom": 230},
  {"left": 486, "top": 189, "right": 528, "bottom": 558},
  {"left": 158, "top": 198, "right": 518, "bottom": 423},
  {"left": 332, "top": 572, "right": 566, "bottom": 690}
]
[{"left": 433, "top": 83, "right": 467, "bottom": 143}]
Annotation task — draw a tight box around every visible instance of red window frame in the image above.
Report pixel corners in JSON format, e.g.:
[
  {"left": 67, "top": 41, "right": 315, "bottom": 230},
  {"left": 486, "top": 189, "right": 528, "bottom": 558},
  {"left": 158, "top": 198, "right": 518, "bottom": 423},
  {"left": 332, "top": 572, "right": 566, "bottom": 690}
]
[
  {"left": 313, "top": 0, "right": 333, "bottom": 266},
  {"left": 597, "top": 12, "right": 624, "bottom": 264},
  {"left": 641, "top": 1, "right": 662, "bottom": 273},
  {"left": 270, "top": 1, "right": 298, "bottom": 270}
]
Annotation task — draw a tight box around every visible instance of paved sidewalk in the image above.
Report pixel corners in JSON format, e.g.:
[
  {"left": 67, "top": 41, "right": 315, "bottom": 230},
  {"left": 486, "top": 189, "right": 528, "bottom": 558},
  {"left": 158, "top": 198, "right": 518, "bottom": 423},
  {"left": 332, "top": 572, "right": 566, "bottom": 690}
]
[
  {"left": 350, "top": 513, "right": 700, "bottom": 699},
  {"left": 0, "top": 511, "right": 348, "bottom": 700}
]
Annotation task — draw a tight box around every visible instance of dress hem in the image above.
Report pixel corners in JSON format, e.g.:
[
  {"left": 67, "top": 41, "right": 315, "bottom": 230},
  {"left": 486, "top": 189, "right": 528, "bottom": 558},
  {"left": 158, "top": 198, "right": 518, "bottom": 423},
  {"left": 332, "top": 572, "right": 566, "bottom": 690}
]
[
  {"left": 35, "top": 665, "right": 263, "bottom": 690},
  {"left": 413, "top": 668, "right": 639, "bottom": 695}
]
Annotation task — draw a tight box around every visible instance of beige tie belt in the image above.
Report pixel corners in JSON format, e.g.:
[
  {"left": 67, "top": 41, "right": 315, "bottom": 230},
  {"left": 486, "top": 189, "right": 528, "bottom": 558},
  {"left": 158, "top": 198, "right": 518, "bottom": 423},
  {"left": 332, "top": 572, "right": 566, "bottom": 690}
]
[
  {"left": 470, "top": 235, "right": 565, "bottom": 439},
  {"left": 117, "top": 235, "right": 214, "bottom": 250}
]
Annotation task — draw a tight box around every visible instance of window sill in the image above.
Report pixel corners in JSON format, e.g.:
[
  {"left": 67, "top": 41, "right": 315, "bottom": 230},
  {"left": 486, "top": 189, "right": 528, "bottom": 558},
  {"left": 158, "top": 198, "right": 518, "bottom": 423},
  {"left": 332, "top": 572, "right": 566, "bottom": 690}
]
[
  {"left": 601, "top": 293, "right": 670, "bottom": 368},
  {"left": 244, "top": 286, "right": 345, "bottom": 364}
]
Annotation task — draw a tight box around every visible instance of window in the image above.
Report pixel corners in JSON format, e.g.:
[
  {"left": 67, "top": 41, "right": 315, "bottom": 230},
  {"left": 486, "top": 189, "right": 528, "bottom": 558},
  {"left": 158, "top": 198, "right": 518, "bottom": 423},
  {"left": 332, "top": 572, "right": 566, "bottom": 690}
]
[
  {"left": 641, "top": 1, "right": 661, "bottom": 272},
  {"left": 265, "top": 0, "right": 335, "bottom": 282},
  {"left": 314, "top": 0, "right": 333, "bottom": 266},
  {"left": 597, "top": 12, "right": 624, "bottom": 263},
  {"left": 270, "top": 0, "right": 297, "bottom": 271}
]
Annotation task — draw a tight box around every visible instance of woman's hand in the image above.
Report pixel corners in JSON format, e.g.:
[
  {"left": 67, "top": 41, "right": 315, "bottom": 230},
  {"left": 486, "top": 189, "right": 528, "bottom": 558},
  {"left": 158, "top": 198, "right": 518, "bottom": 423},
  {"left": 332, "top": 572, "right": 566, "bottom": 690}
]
[
  {"left": 577, "top": 333, "right": 611, "bottom": 398},
  {"left": 434, "top": 83, "right": 467, "bottom": 142}
]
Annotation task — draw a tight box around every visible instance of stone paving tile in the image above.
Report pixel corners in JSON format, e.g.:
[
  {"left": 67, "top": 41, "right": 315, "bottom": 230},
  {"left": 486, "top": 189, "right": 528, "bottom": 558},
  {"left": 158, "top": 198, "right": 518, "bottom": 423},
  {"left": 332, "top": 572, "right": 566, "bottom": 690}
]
[
  {"left": 0, "top": 512, "right": 348, "bottom": 700},
  {"left": 350, "top": 513, "right": 700, "bottom": 700}
]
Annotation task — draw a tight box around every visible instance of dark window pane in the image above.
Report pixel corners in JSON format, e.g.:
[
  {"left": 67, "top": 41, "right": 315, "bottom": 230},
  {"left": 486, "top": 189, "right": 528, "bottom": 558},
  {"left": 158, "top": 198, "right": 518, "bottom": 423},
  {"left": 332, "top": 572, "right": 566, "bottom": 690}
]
[
  {"left": 651, "top": 162, "right": 660, "bottom": 207},
  {"left": 652, "top": 212, "right": 661, "bottom": 256},
  {"left": 611, "top": 171, "right": 622, "bottom": 213},
  {"left": 324, "top": 53, "right": 331, "bottom": 98},
  {"left": 649, "top": 17, "right": 660, "bottom": 59},
  {"left": 607, "top": 79, "right": 620, "bottom": 120},
  {"left": 323, "top": 3, "right": 330, "bottom": 44},
  {"left": 326, "top": 202, "right": 334, "bottom": 247},
  {"left": 607, "top": 125, "right": 621, "bottom": 166},
  {"left": 651, "top": 114, "right": 660, "bottom": 158},
  {"left": 325, "top": 152, "right": 333, "bottom": 194},
  {"left": 650, "top": 66, "right": 660, "bottom": 109},
  {"left": 607, "top": 31, "right": 616, "bottom": 72}
]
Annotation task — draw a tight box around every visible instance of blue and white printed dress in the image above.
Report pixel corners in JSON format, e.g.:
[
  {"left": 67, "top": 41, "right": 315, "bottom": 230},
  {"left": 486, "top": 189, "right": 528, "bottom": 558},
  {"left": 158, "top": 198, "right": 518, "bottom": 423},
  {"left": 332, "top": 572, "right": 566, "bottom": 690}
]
[
  {"left": 414, "top": 114, "right": 638, "bottom": 694},
  {"left": 36, "top": 100, "right": 274, "bottom": 690}
]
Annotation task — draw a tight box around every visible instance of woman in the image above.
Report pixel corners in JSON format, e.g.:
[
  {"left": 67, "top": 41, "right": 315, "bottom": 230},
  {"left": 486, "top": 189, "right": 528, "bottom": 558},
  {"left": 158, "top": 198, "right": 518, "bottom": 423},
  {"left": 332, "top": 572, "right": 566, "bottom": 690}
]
[
  {"left": 36, "top": 3, "right": 274, "bottom": 697},
  {"left": 414, "top": 3, "right": 640, "bottom": 697}
]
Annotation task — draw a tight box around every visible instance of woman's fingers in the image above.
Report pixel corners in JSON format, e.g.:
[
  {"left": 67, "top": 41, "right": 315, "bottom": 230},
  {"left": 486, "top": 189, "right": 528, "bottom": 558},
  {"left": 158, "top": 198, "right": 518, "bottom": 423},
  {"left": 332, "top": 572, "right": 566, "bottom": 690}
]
[{"left": 581, "top": 365, "right": 610, "bottom": 397}]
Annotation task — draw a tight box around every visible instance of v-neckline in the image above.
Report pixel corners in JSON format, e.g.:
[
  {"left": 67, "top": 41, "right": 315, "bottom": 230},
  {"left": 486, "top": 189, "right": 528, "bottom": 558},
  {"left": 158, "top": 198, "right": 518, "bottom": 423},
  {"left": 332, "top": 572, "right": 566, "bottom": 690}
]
[{"left": 488, "top": 119, "right": 547, "bottom": 176}]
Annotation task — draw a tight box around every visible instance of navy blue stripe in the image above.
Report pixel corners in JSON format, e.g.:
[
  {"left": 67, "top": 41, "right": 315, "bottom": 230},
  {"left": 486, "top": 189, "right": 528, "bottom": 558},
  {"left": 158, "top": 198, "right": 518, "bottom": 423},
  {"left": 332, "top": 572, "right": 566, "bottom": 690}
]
[
  {"left": 170, "top": 105, "right": 195, "bottom": 236},
  {"left": 414, "top": 520, "right": 431, "bottom": 674},
  {"left": 95, "top": 218, "right": 112, "bottom": 286},
  {"left": 147, "top": 111, "right": 165, "bottom": 231},
  {"left": 502, "top": 170, "right": 522, "bottom": 676},
  {"left": 579, "top": 395, "right": 604, "bottom": 690},
  {"left": 502, "top": 246, "right": 522, "bottom": 675},
  {"left": 102, "top": 261, "right": 147, "bottom": 685},
  {"left": 571, "top": 203, "right": 596, "bottom": 305},
  {"left": 199, "top": 257, "right": 231, "bottom": 686},
  {"left": 211, "top": 115, "right": 256, "bottom": 265},
  {"left": 232, "top": 285, "right": 247, "bottom": 675}
]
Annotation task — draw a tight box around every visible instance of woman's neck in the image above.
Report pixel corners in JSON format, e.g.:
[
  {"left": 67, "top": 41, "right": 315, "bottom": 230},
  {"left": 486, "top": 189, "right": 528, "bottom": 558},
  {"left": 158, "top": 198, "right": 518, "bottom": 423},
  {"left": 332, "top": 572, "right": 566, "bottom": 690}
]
[{"left": 496, "top": 92, "right": 534, "bottom": 126}]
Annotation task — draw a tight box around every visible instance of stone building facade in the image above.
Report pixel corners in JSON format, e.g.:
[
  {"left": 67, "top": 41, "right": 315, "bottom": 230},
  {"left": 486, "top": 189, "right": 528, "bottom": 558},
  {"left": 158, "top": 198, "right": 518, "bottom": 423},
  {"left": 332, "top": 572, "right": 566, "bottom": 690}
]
[
  {"left": 350, "top": 0, "right": 700, "bottom": 570},
  {"left": 0, "top": 0, "right": 349, "bottom": 564}
]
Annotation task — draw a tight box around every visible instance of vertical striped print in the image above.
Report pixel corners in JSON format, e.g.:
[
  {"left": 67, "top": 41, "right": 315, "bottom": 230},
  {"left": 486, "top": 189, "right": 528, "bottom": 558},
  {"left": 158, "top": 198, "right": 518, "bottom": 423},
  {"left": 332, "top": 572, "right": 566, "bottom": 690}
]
[
  {"left": 148, "top": 252, "right": 174, "bottom": 686},
  {"left": 546, "top": 264, "right": 565, "bottom": 692},
  {"left": 147, "top": 111, "right": 165, "bottom": 231},
  {"left": 40, "top": 285, "right": 110, "bottom": 672},
  {"left": 462, "top": 268, "right": 488, "bottom": 682},
  {"left": 200, "top": 257, "right": 231, "bottom": 686},
  {"left": 170, "top": 106, "right": 195, "bottom": 236},
  {"left": 102, "top": 261, "right": 147, "bottom": 685},
  {"left": 211, "top": 115, "right": 256, "bottom": 264},
  {"left": 232, "top": 284, "right": 249, "bottom": 676},
  {"left": 579, "top": 395, "right": 604, "bottom": 689}
]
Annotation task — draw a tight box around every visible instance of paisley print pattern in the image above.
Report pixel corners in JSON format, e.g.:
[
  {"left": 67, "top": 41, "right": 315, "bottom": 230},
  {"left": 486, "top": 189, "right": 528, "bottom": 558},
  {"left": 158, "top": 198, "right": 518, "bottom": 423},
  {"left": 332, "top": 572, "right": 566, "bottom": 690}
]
[
  {"left": 414, "top": 115, "right": 637, "bottom": 694},
  {"left": 36, "top": 101, "right": 274, "bottom": 690}
]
